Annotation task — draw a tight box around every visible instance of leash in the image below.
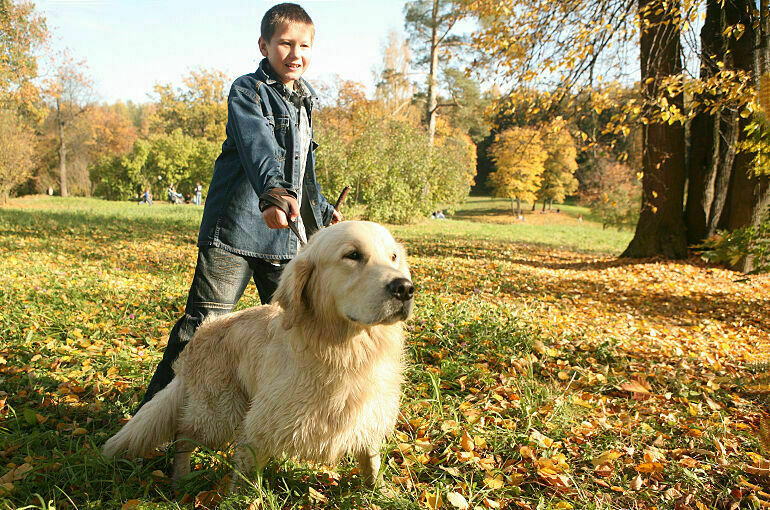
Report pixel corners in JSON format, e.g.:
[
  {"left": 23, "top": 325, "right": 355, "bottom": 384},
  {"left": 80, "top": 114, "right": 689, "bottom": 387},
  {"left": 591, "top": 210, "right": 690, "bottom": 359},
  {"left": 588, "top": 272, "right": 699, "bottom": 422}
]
[{"left": 259, "top": 185, "right": 351, "bottom": 247}]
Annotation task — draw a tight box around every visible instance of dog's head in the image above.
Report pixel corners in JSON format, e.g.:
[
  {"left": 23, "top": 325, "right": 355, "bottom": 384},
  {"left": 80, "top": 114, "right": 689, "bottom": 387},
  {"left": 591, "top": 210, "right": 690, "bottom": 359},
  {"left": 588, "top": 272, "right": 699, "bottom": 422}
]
[{"left": 274, "top": 221, "right": 414, "bottom": 330}]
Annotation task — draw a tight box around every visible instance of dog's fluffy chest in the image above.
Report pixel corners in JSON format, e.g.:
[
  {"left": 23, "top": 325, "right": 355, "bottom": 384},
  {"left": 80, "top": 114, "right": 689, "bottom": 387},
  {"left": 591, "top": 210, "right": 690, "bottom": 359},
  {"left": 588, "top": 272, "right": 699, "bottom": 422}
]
[{"left": 242, "top": 331, "right": 403, "bottom": 463}]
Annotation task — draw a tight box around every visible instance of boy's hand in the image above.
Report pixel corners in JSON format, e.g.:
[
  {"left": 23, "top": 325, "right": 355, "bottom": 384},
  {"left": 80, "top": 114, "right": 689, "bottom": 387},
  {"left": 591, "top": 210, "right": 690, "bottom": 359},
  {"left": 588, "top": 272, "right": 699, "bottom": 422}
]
[
  {"left": 329, "top": 210, "right": 342, "bottom": 225},
  {"left": 263, "top": 195, "right": 299, "bottom": 229}
]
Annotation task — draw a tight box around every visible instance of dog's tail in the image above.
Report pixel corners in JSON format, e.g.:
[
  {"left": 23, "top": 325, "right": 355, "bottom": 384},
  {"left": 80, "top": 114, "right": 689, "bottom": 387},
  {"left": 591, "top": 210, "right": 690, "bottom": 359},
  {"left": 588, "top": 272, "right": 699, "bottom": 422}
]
[{"left": 102, "top": 377, "right": 185, "bottom": 459}]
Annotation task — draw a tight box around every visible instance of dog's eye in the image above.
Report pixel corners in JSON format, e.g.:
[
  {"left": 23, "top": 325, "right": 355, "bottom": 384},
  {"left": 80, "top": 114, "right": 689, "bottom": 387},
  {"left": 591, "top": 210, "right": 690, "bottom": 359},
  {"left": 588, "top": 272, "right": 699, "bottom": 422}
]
[
  {"left": 344, "top": 250, "right": 361, "bottom": 261},
  {"left": 391, "top": 253, "right": 398, "bottom": 262}
]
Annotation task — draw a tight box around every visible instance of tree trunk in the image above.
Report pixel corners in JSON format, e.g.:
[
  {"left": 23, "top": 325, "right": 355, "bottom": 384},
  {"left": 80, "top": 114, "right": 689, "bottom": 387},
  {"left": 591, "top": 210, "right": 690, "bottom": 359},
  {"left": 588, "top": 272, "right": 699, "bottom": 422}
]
[
  {"left": 718, "top": 0, "right": 770, "bottom": 272},
  {"left": 426, "top": 0, "right": 439, "bottom": 146},
  {"left": 510, "top": 197, "right": 516, "bottom": 215},
  {"left": 516, "top": 197, "right": 522, "bottom": 216},
  {"left": 57, "top": 100, "right": 68, "bottom": 198},
  {"left": 685, "top": 0, "right": 750, "bottom": 245},
  {"left": 622, "top": 0, "right": 688, "bottom": 259}
]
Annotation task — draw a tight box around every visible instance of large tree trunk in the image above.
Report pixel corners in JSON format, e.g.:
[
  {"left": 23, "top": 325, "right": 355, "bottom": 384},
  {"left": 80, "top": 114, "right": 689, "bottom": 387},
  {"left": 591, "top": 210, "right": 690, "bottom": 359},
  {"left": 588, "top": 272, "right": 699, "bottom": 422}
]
[
  {"left": 685, "top": 0, "right": 754, "bottom": 245},
  {"left": 717, "top": 0, "right": 770, "bottom": 272},
  {"left": 426, "top": 0, "right": 439, "bottom": 146},
  {"left": 621, "top": 0, "right": 688, "bottom": 259}
]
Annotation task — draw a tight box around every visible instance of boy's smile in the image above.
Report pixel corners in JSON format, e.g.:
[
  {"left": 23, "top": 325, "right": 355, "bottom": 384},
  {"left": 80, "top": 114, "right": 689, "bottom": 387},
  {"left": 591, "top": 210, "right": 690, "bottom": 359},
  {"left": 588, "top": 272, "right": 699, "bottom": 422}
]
[{"left": 259, "top": 22, "right": 313, "bottom": 90}]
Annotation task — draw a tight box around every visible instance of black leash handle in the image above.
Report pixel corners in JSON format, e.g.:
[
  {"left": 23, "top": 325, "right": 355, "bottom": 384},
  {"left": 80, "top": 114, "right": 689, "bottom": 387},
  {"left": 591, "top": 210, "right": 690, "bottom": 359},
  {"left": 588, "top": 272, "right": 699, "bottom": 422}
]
[{"left": 259, "top": 192, "right": 306, "bottom": 246}]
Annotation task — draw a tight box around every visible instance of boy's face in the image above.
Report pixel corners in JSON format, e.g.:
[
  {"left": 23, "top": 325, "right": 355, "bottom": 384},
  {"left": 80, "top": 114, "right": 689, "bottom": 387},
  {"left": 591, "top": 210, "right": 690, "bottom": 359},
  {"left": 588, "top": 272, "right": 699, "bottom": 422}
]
[{"left": 259, "top": 22, "right": 313, "bottom": 89}]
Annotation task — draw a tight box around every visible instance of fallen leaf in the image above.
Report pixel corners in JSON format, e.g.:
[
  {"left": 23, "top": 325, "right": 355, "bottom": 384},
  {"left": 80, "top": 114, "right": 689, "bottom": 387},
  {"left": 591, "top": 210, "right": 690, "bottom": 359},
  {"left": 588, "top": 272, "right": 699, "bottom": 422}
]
[{"left": 446, "top": 491, "right": 469, "bottom": 509}]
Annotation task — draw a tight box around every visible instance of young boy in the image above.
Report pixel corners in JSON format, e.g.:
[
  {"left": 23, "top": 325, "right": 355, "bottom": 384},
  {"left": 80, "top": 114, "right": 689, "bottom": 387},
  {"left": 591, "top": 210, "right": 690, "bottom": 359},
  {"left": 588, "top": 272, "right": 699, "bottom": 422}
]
[{"left": 138, "top": 2, "right": 340, "bottom": 408}]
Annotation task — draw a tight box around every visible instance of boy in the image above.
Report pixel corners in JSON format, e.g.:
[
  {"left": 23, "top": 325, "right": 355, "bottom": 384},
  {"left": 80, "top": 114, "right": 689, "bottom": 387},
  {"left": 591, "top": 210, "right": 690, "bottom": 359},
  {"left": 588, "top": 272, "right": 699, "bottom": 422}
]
[{"left": 138, "top": 2, "right": 340, "bottom": 408}]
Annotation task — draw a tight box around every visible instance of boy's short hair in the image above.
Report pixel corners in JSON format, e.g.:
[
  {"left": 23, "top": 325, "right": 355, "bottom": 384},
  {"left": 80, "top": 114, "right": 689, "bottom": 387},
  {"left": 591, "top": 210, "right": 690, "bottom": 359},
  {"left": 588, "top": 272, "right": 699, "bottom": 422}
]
[{"left": 261, "top": 3, "right": 314, "bottom": 42}]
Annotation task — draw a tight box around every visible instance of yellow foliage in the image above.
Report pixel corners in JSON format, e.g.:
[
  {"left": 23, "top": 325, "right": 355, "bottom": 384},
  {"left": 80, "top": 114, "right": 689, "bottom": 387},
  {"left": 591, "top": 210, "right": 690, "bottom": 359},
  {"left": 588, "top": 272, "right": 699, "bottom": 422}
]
[{"left": 488, "top": 126, "right": 546, "bottom": 204}]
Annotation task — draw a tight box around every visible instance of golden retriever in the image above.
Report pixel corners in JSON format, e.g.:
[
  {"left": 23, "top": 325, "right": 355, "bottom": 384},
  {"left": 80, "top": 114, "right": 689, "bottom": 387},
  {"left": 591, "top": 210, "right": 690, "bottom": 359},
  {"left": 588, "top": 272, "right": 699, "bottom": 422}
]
[{"left": 102, "top": 221, "right": 414, "bottom": 488}]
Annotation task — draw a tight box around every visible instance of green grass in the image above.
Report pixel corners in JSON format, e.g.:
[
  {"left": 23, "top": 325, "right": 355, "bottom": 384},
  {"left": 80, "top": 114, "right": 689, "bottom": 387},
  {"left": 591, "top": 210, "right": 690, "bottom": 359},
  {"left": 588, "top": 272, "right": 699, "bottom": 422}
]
[{"left": 0, "top": 196, "right": 766, "bottom": 510}]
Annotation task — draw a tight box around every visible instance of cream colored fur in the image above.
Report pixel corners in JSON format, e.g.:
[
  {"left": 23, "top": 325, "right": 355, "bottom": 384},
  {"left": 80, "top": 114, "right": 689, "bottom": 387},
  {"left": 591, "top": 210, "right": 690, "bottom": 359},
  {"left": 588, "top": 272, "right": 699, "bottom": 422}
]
[{"left": 102, "top": 221, "right": 413, "bottom": 488}]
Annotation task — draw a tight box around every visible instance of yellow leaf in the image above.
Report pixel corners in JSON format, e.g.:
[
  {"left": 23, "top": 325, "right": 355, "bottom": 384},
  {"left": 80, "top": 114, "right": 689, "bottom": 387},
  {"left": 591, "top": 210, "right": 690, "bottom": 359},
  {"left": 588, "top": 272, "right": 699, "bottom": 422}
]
[
  {"left": 592, "top": 450, "right": 622, "bottom": 467},
  {"left": 484, "top": 474, "right": 504, "bottom": 489},
  {"left": 72, "top": 427, "right": 88, "bottom": 436},
  {"left": 635, "top": 462, "right": 664, "bottom": 473},
  {"left": 308, "top": 487, "right": 328, "bottom": 503},
  {"left": 555, "top": 503, "right": 573, "bottom": 510},
  {"left": 483, "top": 498, "right": 501, "bottom": 509},
  {"left": 460, "top": 430, "right": 474, "bottom": 452},
  {"left": 424, "top": 491, "right": 443, "bottom": 510},
  {"left": 446, "top": 491, "right": 469, "bottom": 509},
  {"left": 121, "top": 500, "right": 141, "bottom": 510}
]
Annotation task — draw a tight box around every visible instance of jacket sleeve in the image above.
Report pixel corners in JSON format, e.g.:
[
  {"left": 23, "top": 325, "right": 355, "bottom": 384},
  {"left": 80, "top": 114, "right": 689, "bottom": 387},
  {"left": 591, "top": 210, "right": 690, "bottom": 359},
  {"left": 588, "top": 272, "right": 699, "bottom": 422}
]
[{"left": 227, "top": 82, "right": 297, "bottom": 201}]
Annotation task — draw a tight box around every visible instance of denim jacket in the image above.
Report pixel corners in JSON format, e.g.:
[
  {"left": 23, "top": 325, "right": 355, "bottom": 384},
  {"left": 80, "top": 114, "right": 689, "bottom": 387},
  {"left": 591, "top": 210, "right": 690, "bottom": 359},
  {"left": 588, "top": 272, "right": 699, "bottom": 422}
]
[{"left": 197, "top": 59, "right": 334, "bottom": 259}]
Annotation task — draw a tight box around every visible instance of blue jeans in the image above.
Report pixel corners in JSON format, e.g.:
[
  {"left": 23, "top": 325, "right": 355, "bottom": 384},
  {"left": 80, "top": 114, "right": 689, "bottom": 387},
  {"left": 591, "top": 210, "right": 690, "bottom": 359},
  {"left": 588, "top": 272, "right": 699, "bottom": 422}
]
[{"left": 138, "top": 246, "right": 286, "bottom": 408}]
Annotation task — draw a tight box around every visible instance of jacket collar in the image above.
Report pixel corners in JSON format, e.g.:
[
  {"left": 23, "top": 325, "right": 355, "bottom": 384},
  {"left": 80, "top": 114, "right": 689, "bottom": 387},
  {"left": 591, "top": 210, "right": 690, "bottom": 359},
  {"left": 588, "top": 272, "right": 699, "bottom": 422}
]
[{"left": 256, "top": 58, "right": 317, "bottom": 103}]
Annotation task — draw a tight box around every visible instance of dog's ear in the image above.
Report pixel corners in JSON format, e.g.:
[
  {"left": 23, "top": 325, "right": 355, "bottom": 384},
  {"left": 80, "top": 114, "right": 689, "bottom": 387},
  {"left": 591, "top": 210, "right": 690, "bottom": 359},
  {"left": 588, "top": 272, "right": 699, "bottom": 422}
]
[{"left": 275, "top": 256, "right": 314, "bottom": 330}]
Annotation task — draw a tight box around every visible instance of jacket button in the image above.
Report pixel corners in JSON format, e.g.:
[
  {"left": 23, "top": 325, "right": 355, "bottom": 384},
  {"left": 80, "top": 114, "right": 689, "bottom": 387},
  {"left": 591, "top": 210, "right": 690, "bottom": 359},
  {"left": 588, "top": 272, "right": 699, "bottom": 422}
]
[{"left": 295, "top": 155, "right": 299, "bottom": 160}]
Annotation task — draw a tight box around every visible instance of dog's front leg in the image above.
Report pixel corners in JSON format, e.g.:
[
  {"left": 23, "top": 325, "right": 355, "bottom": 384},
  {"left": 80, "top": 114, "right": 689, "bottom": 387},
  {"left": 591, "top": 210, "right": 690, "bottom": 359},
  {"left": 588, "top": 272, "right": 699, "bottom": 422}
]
[
  {"left": 228, "top": 442, "right": 266, "bottom": 494},
  {"left": 171, "top": 433, "right": 194, "bottom": 490},
  {"left": 356, "top": 447, "right": 382, "bottom": 488}
]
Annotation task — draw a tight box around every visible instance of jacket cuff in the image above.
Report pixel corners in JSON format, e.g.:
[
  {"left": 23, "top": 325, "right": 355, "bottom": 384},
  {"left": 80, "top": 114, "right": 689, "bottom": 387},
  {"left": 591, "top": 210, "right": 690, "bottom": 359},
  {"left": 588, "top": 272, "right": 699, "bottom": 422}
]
[{"left": 259, "top": 187, "right": 297, "bottom": 212}]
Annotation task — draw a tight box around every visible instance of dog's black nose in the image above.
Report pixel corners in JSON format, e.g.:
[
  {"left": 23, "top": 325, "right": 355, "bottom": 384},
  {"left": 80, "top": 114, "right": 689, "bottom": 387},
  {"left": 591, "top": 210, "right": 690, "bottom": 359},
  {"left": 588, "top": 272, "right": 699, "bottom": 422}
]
[{"left": 387, "top": 278, "right": 414, "bottom": 302}]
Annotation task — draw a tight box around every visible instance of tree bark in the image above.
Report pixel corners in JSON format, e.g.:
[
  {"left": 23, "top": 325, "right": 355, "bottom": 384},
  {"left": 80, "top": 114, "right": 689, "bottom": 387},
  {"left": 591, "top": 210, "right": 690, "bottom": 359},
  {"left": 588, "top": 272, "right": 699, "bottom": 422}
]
[
  {"left": 426, "top": 0, "right": 439, "bottom": 146},
  {"left": 622, "top": 0, "right": 688, "bottom": 259},
  {"left": 717, "top": 0, "right": 770, "bottom": 272}
]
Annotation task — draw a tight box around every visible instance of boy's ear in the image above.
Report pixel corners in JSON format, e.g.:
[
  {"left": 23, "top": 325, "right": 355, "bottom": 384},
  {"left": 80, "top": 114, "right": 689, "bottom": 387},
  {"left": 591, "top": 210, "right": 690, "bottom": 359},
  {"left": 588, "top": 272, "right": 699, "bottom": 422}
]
[{"left": 258, "top": 37, "right": 269, "bottom": 57}]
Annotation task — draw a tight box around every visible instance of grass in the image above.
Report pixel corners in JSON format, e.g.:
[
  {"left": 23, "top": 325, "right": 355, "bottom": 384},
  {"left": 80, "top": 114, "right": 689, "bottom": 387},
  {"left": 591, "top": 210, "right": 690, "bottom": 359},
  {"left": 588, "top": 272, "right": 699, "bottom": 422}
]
[{"left": 0, "top": 196, "right": 768, "bottom": 509}]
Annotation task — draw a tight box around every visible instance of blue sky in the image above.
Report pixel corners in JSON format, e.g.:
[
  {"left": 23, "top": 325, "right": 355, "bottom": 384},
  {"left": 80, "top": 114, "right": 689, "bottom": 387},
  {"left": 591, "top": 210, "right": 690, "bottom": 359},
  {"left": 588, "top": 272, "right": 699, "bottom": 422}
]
[{"left": 37, "top": 0, "right": 408, "bottom": 104}]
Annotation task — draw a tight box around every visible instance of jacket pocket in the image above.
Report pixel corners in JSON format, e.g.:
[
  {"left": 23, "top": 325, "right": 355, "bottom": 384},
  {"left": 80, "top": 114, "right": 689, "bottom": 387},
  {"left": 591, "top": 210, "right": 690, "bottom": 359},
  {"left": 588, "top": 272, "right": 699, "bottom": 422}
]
[
  {"left": 274, "top": 145, "right": 286, "bottom": 162},
  {"left": 274, "top": 115, "right": 290, "bottom": 132}
]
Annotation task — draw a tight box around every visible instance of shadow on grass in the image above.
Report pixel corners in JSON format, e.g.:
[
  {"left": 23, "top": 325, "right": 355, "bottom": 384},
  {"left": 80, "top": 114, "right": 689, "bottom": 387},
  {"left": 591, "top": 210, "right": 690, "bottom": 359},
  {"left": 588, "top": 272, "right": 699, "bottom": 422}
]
[{"left": 0, "top": 208, "right": 199, "bottom": 244}]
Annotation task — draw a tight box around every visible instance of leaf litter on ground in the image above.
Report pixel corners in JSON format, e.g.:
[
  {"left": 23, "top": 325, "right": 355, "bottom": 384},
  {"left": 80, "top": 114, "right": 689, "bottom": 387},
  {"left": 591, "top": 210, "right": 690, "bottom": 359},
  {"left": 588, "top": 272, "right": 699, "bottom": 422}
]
[{"left": 0, "top": 196, "right": 768, "bottom": 509}]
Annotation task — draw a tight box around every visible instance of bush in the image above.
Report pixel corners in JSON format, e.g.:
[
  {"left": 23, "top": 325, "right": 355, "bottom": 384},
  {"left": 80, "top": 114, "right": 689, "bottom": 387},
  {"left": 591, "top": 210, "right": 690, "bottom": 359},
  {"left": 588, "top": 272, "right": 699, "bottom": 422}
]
[
  {"left": 315, "top": 116, "right": 475, "bottom": 223},
  {"left": 697, "top": 207, "right": 770, "bottom": 274}
]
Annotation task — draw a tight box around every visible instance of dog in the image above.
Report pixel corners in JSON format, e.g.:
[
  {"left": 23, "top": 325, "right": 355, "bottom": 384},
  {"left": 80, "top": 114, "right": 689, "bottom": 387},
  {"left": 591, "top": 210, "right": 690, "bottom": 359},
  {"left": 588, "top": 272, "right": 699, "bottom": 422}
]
[{"left": 102, "top": 221, "right": 414, "bottom": 489}]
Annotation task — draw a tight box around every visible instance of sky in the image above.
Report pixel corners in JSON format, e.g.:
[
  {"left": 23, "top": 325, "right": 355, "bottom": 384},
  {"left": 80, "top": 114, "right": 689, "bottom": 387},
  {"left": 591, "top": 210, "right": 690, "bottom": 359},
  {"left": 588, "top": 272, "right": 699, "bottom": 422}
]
[{"left": 36, "top": 0, "right": 409, "bottom": 104}]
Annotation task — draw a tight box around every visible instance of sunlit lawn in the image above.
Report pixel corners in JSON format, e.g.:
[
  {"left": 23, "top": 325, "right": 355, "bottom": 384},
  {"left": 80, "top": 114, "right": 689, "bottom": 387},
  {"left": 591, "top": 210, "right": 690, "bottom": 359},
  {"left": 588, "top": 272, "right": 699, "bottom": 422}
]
[{"left": 0, "top": 196, "right": 768, "bottom": 509}]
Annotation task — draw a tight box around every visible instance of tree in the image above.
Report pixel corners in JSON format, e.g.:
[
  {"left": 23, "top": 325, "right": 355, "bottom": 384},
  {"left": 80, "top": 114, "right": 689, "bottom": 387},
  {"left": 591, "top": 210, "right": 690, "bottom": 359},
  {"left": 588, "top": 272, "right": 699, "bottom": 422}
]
[
  {"left": 537, "top": 119, "right": 579, "bottom": 209},
  {"left": 440, "top": 67, "right": 495, "bottom": 143},
  {"left": 487, "top": 127, "right": 547, "bottom": 215},
  {"left": 314, "top": 80, "right": 476, "bottom": 222},
  {"left": 45, "top": 59, "right": 94, "bottom": 197},
  {"left": 463, "top": 0, "right": 767, "bottom": 269},
  {"left": 0, "top": 0, "right": 48, "bottom": 116},
  {"left": 374, "top": 30, "right": 417, "bottom": 120},
  {"left": 621, "top": 0, "right": 688, "bottom": 258},
  {"left": 404, "top": 0, "right": 468, "bottom": 144},
  {"left": 150, "top": 68, "right": 228, "bottom": 143},
  {"left": 583, "top": 156, "right": 641, "bottom": 229},
  {"left": 0, "top": 110, "right": 35, "bottom": 203}
]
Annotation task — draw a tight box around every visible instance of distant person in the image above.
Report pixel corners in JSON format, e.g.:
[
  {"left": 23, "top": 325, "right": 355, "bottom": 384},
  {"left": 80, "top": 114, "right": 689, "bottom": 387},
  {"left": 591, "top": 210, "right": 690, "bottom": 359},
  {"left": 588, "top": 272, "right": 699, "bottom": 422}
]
[
  {"left": 193, "top": 182, "right": 203, "bottom": 206},
  {"left": 167, "top": 184, "right": 183, "bottom": 204},
  {"left": 435, "top": 210, "right": 445, "bottom": 219},
  {"left": 578, "top": 214, "right": 583, "bottom": 222},
  {"left": 139, "top": 188, "right": 153, "bottom": 205},
  {"left": 47, "top": 186, "right": 53, "bottom": 196},
  {"left": 137, "top": 3, "right": 340, "bottom": 409}
]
